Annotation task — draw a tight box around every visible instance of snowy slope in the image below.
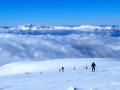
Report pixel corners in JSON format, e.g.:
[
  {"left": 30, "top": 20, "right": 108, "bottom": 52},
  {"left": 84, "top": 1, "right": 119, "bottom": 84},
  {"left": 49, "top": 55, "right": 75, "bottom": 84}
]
[{"left": 0, "top": 58, "right": 120, "bottom": 90}]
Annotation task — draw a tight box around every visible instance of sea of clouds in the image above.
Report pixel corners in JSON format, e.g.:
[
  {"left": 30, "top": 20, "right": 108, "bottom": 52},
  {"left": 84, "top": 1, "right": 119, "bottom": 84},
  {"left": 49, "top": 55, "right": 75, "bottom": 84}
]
[{"left": 0, "top": 28, "right": 120, "bottom": 65}]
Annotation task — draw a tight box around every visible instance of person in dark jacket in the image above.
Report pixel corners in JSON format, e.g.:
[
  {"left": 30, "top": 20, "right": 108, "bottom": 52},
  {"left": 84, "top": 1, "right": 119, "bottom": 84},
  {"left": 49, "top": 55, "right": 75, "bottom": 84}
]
[
  {"left": 91, "top": 62, "right": 96, "bottom": 72},
  {"left": 61, "top": 66, "right": 64, "bottom": 72},
  {"left": 85, "top": 66, "right": 88, "bottom": 70}
]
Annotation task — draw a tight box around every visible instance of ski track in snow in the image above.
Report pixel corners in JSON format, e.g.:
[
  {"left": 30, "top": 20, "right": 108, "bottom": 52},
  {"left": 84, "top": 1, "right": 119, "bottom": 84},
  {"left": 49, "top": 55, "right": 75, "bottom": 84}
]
[{"left": 0, "top": 58, "right": 120, "bottom": 90}]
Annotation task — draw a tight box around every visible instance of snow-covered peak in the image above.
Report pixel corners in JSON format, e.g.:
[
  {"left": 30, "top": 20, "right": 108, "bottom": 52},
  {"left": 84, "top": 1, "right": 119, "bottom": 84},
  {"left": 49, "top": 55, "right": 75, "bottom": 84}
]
[
  {"left": 73, "top": 25, "right": 100, "bottom": 30},
  {"left": 16, "top": 25, "right": 113, "bottom": 31},
  {"left": 73, "top": 25, "right": 112, "bottom": 30},
  {"left": 0, "top": 24, "right": 115, "bottom": 31},
  {"left": 17, "top": 25, "right": 30, "bottom": 30},
  {"left": 53, "top": 26, "right": 72, "bottom": 30}
]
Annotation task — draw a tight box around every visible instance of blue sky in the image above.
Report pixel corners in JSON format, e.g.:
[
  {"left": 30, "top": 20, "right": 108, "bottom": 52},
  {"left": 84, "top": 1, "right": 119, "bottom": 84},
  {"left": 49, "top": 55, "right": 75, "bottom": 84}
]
[{"left": 0, "top": 0, "right": 120, "bottom": 25}]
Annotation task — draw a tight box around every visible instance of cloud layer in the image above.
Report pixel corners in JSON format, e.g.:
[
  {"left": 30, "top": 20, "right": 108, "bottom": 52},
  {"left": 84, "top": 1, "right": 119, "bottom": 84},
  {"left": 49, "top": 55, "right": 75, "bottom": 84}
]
[{"left": 0, "top": 29, "right": 120, "bottom": 66}]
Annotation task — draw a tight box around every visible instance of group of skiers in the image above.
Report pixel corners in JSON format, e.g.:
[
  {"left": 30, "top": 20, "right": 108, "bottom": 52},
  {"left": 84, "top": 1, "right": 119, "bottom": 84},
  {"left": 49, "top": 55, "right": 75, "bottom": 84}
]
[
  {"left": 59, "top": 66, "right": 64, "bottom": 72},
  {"left": 59, "top": 62, "right": 96, "bottom": 72}
]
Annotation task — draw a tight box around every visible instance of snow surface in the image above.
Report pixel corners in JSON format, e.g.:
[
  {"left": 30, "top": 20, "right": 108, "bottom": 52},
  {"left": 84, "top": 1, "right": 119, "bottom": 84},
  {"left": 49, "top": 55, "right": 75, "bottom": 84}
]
[{"left": 0, "top": 58, "right": 120, "bottom": 90}]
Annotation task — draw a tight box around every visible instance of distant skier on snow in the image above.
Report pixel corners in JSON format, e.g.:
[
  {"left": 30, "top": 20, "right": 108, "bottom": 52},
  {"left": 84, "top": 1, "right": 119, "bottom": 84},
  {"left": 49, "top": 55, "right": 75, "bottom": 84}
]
[
  {"left": 74, "top": 67, "right": 76, "bottom": 70},
  {"left": 61, "top": 66, "right": 64, "bottom": 72},
  {"left": 85, "top": 66, "right": 88, "bottom": 70},
  {"left": 91, "top": 62, "right": 96, "bottom": 72}
]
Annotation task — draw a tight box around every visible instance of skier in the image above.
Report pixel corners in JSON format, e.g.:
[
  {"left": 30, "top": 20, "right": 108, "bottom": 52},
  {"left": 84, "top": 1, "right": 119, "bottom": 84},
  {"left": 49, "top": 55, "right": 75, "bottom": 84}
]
[
  {"left": 85, "top": 66, "right": 88, "bottom": 70},
  {"left": 59, "top": 69, "right": 61, "bottom": 72},
  {"left": 74, "top": 67, "right": 76, "bottom": 70},
  {"left": 91, "top": 62, "right": 96, "bottom": 72},
  {"left": 61, "top": 66, "right": 64, "bottom": 72}
]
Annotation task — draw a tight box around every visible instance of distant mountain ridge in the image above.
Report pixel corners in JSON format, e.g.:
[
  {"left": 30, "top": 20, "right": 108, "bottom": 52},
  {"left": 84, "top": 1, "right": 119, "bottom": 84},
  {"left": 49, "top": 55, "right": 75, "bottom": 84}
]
[
  {"left": 0, "top": 24, "right": 120, "bottom": 36},
  {"left": 0, "top": 24, "right": 120, "bottom": 31}
]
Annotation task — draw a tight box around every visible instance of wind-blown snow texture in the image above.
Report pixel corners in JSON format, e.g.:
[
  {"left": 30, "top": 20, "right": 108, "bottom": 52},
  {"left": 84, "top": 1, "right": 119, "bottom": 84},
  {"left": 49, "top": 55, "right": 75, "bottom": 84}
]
[{"left": 0, "top": 25, "right": 120, "bottom": 65}]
